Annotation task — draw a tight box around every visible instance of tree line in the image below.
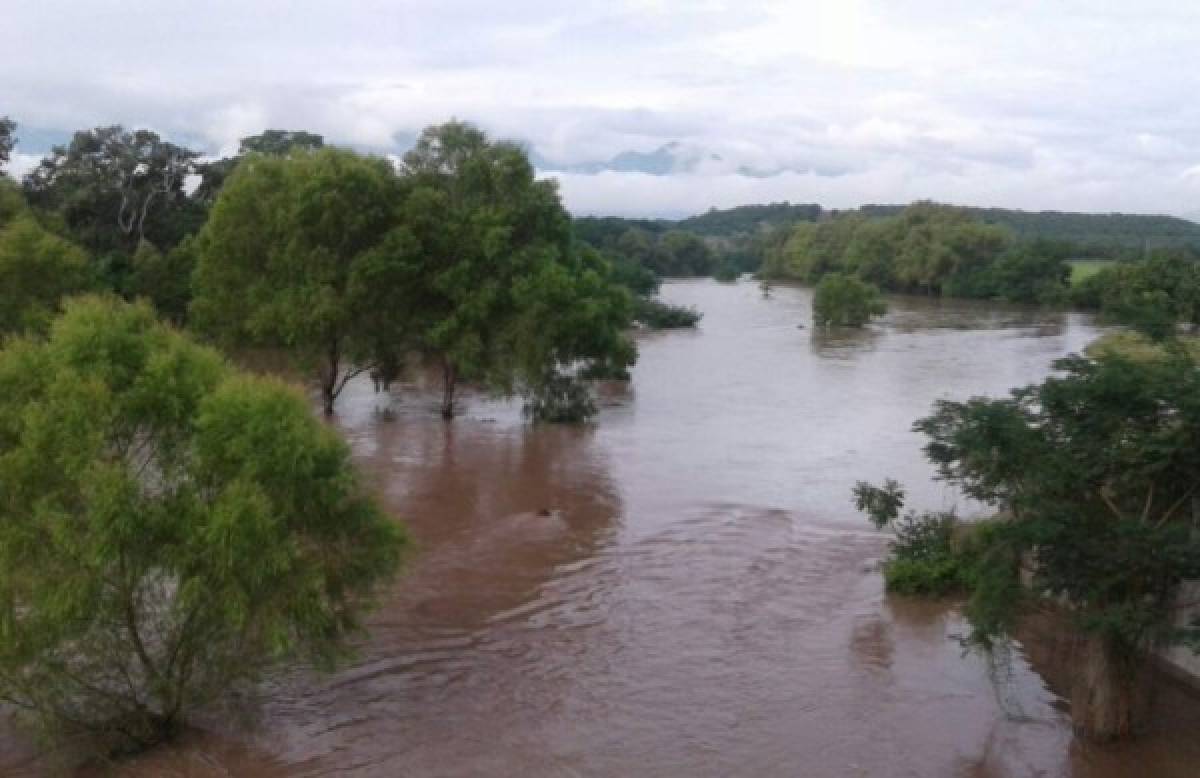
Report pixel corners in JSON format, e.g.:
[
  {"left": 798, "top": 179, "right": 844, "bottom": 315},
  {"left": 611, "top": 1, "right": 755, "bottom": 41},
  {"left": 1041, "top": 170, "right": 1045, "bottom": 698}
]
[
  {"left": 0, "top": 116, "right": 646, "bottom": 757},
  {"left": 571, "top": 199, "right": 1200, "bottom": 291},
  {"left": 759, "top": 202, "right": 1072, "bottom": 304},
  {"left": 859, "top": 203, "right": 1200, "bottom": 255},
  {"left": 0, "top": 117, "right": 639, "bottom": 419}
]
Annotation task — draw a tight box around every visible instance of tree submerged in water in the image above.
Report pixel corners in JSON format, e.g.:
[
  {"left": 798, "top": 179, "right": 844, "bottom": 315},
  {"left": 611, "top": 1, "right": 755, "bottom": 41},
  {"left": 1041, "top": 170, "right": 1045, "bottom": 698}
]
[
  {"left": 812, "top": 273, "right": 886, "bottom": 328},
  {"left": 522, "top": 372, "right": 596, "bottom": 423},
  {"left": 0, "top": 298, "right": 405, "bottom": 755},
  {"left": 858, "top": 345, "right": 1200, "bottom": 741}
]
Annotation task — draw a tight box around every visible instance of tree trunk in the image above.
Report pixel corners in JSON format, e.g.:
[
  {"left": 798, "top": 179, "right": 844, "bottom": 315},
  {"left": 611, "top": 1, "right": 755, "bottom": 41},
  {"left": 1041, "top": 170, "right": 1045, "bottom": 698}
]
[
  {"left": 322, "top": 382, "right": 336, "bottom": 417},
  {"left": 441, "top": 359, "right": 457, "bottom": 420},
  {"left": 321, "top": 340, "right": 340, "bottom": 416},
  {"left": 1070, "top": 634, "right": 1151, "bottom": 740}
]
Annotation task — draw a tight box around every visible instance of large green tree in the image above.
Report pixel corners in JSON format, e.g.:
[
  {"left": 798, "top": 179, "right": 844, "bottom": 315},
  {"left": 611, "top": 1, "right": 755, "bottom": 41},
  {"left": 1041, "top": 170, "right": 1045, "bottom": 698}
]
[
  {"left": 191, "top": 147, "right": 407, "bottom": 415},
  {"left": 0, "top": 207, "right": 92, "bottom": 334},
  {"left": 506, "top": 245, "right": 637, "bottom": 420},
  {"left": 867, "top": 348, "right": 1200, "bottom": 739},
  {"left": 23, "top": 126, "right": 203, "bottom": 256},
  {"left": 0, "top": 297, "right": 403, "bottom": 753},
  {"left": 395, "top": 121, "right": 634, "bottom": 418},
  {"left": 194, "top": 129, "right": 327, "bottom": 205}
]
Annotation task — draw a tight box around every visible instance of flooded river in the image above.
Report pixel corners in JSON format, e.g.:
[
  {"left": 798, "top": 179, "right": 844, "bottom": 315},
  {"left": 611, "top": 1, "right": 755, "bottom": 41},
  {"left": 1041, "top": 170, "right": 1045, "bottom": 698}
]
[{"left": 6, "top": 280, "right": 1200, "bottom": 776}]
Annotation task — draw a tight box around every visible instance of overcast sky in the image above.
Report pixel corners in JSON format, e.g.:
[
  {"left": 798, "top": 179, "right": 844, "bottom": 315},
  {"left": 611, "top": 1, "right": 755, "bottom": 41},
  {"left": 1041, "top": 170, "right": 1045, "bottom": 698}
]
[{"left": 5, "top": 0, "right": 1200, "bottom": 218}]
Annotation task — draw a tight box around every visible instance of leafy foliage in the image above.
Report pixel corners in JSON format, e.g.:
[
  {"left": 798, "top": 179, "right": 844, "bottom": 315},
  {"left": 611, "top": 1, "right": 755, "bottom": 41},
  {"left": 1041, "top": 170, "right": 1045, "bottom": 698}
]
[
  {"left": 194, "top": 130, "right": 327, "bottom": 205},
  {"left": 239, "top": 130, "right": 325, "bottom": 156},
  {"left": 917, "top": 349, "right": 1200, "bottom": 735},
  {"left": 762, "top": 202, "right": 1072, "bottom": 304},
  {"left": 0, "top": 297, "right": 404, "bottom": 752},
  {"left": 0, "top": 117, "right": 15, "bottom": 171},
  {"left": 523, "top": 372, "right": 596, "bottom": 423},
  {"left": 23, "top": 126, "right": 203, "bottom": 256},
  {"left": 860, "top": 203, "right": 1200, "bottom": 253},
  {"left": 634, "top": 297, "right": 702, "bottom": 329},
  {"left": 191, "top": 148, "right": 407, "bottom": 414},
  {"left": 0, "top": 213, "right": 92, "bottom": 334},
  {"left": 853, "top": 479, "right": 905, "bottom": 528},
  {"left": 677, "top": 202, "right": 822, "bottom": 237},
  {"left": 1072, "top": 251, "right": 1200, "bottom": 339},
  {"left": 857, "top": 339, "right": 1200, "bottom": 737},
  {"left": 574, "top": 222, "right": 717, "bottom": 277},
  {"left": 126, "top": 238, "right": 197, "bottom": 325},
  {"left": 394, "top": 121, "right": 635, "bottom": 418},
  {"left": 855, "top": 482, "right": 970, "bottom": 595},
  {"left": 812, "top": 273, "right": 886, "bottom": 328}
]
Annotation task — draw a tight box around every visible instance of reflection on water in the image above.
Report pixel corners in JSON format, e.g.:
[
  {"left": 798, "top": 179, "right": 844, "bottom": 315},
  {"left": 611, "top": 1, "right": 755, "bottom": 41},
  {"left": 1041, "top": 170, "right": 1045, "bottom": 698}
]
[{"left": 4, "top": 280, "right": 1197, "bottom": 777}]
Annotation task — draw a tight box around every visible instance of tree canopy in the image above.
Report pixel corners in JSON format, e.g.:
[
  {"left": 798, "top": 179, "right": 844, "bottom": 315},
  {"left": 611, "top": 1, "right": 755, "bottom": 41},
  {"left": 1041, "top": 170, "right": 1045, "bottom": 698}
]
[
  {"left": 862, "top": 345, "right": 1200, "bottom": 739},
  {"left": 239, "top": 129, "right": 325, "bottom": 156},
  {"left": 195, "top": 130, "right": 327, "bottom": 205},
  {"left": 394, "top": 121, "right": 635, "bottom": 417},
  {"left": 761, "top": 202, "right": 1070, "bottom": 304},
  {"left": 191, "top": 147, "right": 406, "bottom": 415},
  {"left": 0, "top": 117, "right": 15, "bottom": 171},
  {"left": 0, "top": 297, "right": 404, "bottom": 752},
  {"left": 1073, "top": 251, "right": 1200, "bottom": 339},
  {"left": 23, "top": 126, "right": 203, "bottom": 256},
  {"left": 812, "top": 273, "right": 886, "bottom": 328},
  {"left": 0, "top": 200, "right": 92, "bottom": 334}
]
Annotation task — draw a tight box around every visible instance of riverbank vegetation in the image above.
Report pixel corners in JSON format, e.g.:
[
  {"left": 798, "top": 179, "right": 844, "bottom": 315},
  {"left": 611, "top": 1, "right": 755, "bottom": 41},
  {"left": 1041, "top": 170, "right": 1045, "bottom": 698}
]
[
  {"left": 0, "top": 115, "right": 643, "bottom": 758},
  {"left": 0, "top": 116, "right": 639, "bottom": 418},
  {"left": 587, "top": 200, "right": 1199, "bottom": 318},
  {"left": 761, "top": 203, "right": 1072, "bottom": 304},
  {"left": 1069, "top": 250, "right": 1200, "bottom": 338},
  {"left": 858, "top": 329, "right": 1200, "bottom": 741},
  {"left": 0, "top": 297, "right": 404, "bottom": 754}
]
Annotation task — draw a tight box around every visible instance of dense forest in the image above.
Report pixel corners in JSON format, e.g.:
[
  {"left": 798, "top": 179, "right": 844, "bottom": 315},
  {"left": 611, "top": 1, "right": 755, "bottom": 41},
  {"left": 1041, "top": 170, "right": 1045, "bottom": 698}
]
[
  {"left": 575, "top": 200, "right": 1200, "bottom": 286},
  {"left": 859, "top": 204, "right": 1200, "bottom": 254}
]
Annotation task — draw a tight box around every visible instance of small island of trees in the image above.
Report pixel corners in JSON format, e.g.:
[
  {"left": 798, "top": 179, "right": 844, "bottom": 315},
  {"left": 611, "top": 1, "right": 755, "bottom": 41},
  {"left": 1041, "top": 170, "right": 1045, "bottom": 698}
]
[{"left": 812, "top": 273, "right": 887, "bottom": 328}]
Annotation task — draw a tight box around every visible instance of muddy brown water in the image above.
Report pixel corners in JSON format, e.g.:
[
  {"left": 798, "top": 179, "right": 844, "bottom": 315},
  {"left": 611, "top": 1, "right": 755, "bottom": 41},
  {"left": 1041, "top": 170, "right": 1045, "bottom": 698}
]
[{"left": 5, "top": 280, "right": 1200, "bottom": 777}]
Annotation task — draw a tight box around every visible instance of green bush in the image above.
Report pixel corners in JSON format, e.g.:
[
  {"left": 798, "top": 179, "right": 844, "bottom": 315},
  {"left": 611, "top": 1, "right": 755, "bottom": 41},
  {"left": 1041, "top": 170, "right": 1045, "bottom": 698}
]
[
  {"left": 812, "top": 273, "right": 886, "bottom": 328},
  {"left": 880, "top": 511, "right": 968, "bottom": 595},
  {"left": 884, "top": 556, "right": 965, "bottom": 595},
  {"left": 635, "top": 296, "right": 702, "bottom": 328},
  {"left": 524, "top": 372, "right": 597, "bottom": 423}
]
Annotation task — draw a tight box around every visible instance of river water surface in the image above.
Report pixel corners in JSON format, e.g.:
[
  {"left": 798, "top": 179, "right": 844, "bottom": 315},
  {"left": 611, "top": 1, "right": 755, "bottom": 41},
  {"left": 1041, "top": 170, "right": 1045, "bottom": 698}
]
[{"left": 6, "top": 280, "right": 1200, "bottom": 776}]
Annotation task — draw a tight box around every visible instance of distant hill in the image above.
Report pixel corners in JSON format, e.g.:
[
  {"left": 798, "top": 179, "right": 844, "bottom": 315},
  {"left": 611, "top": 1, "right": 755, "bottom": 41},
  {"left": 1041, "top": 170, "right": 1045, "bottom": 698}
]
[
  {"left": 857, "top": 204, "right": 1200, "bottom": 250},
  {"left": 676, "top": 203, "right": 822, "bottom": 237},
  {"left": 580, "top": 202, "right": 1200, "bottom": 249},
  {"left": 574, "top": 201, "right": 1200, "bottom": 278}
]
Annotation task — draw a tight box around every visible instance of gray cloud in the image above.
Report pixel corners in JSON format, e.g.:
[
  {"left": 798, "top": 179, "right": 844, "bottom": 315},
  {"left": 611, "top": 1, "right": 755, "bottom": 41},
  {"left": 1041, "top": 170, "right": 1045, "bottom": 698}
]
[{"left": 4, "top": 1, "right": 1200, "bottom": 217}]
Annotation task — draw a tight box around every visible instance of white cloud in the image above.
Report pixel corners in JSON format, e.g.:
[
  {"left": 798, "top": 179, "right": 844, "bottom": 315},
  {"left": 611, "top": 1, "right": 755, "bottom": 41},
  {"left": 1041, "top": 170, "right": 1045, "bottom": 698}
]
[{"left": 4, "top": 1, "right": 1200, "bottom": 216}]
